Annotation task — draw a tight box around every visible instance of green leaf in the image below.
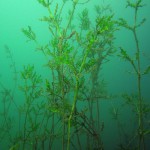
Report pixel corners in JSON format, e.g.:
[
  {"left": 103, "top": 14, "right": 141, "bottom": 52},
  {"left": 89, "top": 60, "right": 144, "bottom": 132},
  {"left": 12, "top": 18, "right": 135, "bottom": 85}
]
[
  {"left": 9, "top": 143, "right": 20, "bottom": 150},
  {"left": 126, "top": 0, "right": 145, "bottom": 9},
  {"left": 117, "top": 18, "right": 132, "bottom": 30},
  {"left": 143, "top": 66, "right": 150, "bottom": 75},
  {"left": 84, "top": 58, "right": 97, "bottom": 72},
  {"left": 109, "top": 106, "right": 120, "bottom": 120},
  {"left": 143, "top": 130, "right": 150, "bottom": 135},
  {"left": 37, "top": 0, "right": 49, "bottom": 7},
  {"left": 21, "top": 65, "right": 34, "bottom": 80},
  {"left": 79, "top": 8, "right": 90, "bottom": 30},
  {"left": 119, "top": 47, "right": 131, "bottom": 61},
  {"left": 22, "top": 26, "right": 36, "bottom": 41},
  {"left": 136, "top": 18, "right": 146, "bottom": 28},
  {"left": 96, "top": 15, "right": 114, "bottom": 34},
  {"left": 46, "top": 79, "right": 52, "bottom": 92},
  {"left": 39, "top": 16, "right": 51, "bottom": 22},
  {"left": 142, "top": 104, "right": 150, "bottom": 115}
]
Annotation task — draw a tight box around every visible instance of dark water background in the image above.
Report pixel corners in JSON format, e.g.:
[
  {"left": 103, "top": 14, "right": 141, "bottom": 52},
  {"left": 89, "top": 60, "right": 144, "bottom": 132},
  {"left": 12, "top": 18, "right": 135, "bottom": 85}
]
[{"left": 0, "top": 0, "right": 150, "bottom": 149}]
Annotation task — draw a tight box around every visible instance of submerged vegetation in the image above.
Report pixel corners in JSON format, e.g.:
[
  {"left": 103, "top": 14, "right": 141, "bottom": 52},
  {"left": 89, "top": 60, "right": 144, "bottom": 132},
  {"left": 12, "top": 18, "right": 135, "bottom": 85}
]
[
  {"left": 0, "top": 0, "right": 149, "bottom": 150},
  {"left": 116, "top": 0, "right": 150, "bottom": 149}
]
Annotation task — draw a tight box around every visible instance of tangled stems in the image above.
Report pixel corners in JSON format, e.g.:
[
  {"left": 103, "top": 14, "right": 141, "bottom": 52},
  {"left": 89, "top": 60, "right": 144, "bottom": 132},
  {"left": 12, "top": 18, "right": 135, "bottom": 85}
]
[{"left": 20, "top": 0, "right": 116, "bottom": 149}]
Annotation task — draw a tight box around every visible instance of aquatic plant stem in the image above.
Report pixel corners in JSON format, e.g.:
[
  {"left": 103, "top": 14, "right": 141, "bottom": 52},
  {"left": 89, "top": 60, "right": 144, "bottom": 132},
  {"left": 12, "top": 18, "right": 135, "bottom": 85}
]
[
  {"left": 67, "top": 49, "right": 88, "bottom": 150},
  {"left": 118, "top": 1, "right": 146, "bottom": 148},
  {"left": 133, "top": 5, "right": 145, "bottom": 150},
  {"left": 67, "top": 79, "right": 79, "bottom": 150}
]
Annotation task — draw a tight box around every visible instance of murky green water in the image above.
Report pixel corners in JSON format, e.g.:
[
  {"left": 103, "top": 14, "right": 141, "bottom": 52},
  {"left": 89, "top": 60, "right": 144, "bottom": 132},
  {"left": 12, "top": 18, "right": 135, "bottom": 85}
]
[{"left": 0, "top": 0, "right": 150, "bottom": 149}]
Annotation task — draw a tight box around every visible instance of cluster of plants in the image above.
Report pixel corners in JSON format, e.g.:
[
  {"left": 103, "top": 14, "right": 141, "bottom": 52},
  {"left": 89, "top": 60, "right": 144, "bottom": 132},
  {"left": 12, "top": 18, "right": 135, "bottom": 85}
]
[{"left": 0, "top": 0, "right": 149, "bottom": 150}]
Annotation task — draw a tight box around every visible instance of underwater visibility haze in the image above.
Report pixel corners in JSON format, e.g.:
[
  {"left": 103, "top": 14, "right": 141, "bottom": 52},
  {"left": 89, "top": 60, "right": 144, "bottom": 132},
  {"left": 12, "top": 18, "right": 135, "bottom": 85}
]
[{"left": 0, "top": 0, "right": 150, "bottom": 149}]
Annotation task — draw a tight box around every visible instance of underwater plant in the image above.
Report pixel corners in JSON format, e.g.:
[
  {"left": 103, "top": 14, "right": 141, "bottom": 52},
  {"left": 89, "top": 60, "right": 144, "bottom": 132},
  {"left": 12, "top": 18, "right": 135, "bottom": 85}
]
[
  {"left": 116, "top": 0, "right": 150, "bottom": 149},
  {"left": 1, "top": 0, "right": 149, "bottom": 150},
  {"left": 20, "top": 0, "right": 116, "bottom": 149},
  {"left": 0, "top": 45, "right": 18, "bottom": 140}
]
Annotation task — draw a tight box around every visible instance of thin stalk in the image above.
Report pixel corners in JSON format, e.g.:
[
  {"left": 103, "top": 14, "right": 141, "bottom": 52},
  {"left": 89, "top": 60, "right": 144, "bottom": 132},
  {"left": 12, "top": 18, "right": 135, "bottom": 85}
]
[
  {"left": 67, "top": 49, "right": 89, "bottom": 150},
  {"left": 67, "top": 78, "right": 79, "bottom": 150},
  {"left": 132, "top": 5, "right": 145, "bottom": 150},
  {"left": 74, "top": 112, "right": 82, "bottom": 150}
]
